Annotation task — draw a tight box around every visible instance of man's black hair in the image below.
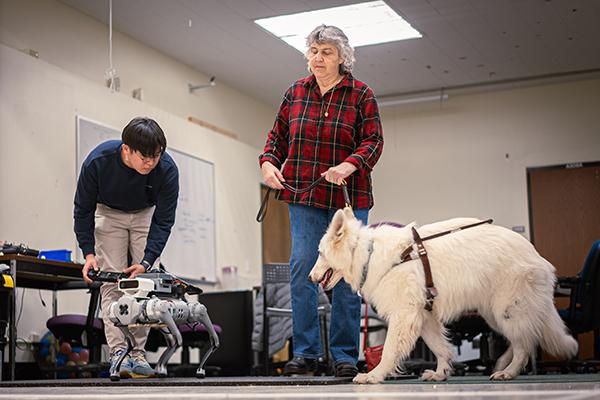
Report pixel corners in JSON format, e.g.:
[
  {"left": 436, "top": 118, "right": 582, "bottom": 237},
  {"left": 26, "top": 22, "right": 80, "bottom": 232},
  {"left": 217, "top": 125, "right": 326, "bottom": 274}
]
[{"left": 122, "top": 117, "right": 167, "bottom": 157}]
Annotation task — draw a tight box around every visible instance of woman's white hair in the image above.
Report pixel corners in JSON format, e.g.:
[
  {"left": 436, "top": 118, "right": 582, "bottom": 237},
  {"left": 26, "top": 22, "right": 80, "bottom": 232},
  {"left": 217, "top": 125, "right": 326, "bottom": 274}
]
[{"left": 305, "top": 24, "right": 355, "bottom": 74}]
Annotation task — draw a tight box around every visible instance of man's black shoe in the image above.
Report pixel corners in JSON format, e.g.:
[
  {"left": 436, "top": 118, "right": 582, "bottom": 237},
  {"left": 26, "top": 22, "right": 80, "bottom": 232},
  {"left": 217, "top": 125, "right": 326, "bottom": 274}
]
[
  {"left": 334, "top": 362, "right": 358, "bottom": 377},
  {"left": 283, "top": 356, "right": 317, "bottom": 375}
]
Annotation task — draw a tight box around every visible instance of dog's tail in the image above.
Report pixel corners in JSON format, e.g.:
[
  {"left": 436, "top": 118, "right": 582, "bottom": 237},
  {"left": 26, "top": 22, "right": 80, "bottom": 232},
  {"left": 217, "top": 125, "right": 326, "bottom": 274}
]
[{"left": 539, "top": 311, "right": 578, "bottom": 359}]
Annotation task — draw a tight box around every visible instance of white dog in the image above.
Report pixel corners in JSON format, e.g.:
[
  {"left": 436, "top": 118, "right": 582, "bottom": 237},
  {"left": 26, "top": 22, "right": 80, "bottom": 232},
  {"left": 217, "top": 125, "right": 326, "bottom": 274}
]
[{"left": 309, "top": 208, "right": 578, "bottom": 384}]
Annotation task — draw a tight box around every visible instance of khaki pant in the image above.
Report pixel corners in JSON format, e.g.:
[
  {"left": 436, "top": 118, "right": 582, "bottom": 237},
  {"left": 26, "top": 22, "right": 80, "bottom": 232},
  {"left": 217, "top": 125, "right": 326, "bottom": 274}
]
[{"left": 95, "top": 204, "right": 158, "bottom": 356}]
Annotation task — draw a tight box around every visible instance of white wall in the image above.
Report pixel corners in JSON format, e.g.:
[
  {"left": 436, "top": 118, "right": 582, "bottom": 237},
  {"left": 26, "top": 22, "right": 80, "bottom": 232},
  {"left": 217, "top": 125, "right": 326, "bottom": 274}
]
[
  {"left": 371, "top": 78, "right": 600, "bottom": 236},
  {"left": 0, "top": 43, "right": 263, "bottom": 360},
  {"left": 0, "top": 0, "right": 275, "bottom": 149}
]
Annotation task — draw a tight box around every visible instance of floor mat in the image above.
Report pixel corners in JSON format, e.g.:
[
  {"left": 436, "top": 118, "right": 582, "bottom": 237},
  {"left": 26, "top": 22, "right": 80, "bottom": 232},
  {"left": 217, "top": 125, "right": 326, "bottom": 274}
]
[
  {"left": 383, "top": 373, "right": 600, "bottom": 384},
  {"left": 0, "top": 376, "right": 353, "bottom": 387}
]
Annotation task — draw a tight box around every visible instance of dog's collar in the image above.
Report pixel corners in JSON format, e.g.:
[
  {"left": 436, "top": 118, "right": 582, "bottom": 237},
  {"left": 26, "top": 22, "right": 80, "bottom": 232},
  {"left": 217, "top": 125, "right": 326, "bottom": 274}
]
[
  {"left": 357, "top": 239, "right": 375, "bottom": 294},
  {"left": 357, "top": 238, "right": 414, "bottom": 296}
]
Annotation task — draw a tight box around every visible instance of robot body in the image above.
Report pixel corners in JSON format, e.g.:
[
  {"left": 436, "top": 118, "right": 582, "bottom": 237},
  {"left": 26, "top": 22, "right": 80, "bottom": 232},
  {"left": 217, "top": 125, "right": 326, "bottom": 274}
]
[{"left": 89, "top": 271, "right": 219, "bottom": 380}]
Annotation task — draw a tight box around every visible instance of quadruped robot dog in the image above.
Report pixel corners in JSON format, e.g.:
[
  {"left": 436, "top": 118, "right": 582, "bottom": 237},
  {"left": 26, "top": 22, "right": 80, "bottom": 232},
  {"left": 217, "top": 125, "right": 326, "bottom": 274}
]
[{"left": 88, "top": 269, "right": 220, "bottom": 381}]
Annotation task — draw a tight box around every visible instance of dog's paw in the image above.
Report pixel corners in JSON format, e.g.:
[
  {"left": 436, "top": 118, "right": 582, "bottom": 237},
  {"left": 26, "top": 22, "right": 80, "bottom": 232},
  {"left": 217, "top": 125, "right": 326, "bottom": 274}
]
[
  {"left": 366, "top": 374, "right": 385, "bottom": 384},
  {"left": 489, "top": 370, "right": 516, "bottom": 381},
  {"left": 353, "top": 373, "right": 369, "bottom": 384},
  {"left": 353, "top": 372, "right": 384, "bottom": 384},
  {"left": 421, "top": 369, "right": 448, "bottom": 381}
]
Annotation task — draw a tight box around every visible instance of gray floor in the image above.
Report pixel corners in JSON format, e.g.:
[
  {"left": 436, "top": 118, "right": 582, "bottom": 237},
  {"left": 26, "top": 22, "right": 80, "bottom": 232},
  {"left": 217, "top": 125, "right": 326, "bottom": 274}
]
[{"left": 1, "top": 379, "right": 600, "bottom": 400}]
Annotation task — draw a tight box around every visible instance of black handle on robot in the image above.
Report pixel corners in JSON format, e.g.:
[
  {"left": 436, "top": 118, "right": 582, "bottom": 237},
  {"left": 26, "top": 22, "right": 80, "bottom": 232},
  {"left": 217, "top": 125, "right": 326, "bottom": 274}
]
[{"left": 86, "top": 269, "right": 129, "bottom": 283}]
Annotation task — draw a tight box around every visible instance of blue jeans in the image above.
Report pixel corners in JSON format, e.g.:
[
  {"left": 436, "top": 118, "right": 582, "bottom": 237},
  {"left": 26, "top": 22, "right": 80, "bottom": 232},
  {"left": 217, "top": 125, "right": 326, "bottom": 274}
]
[{"left": 288, "top": 204, "right": 368, "bottom": 365}]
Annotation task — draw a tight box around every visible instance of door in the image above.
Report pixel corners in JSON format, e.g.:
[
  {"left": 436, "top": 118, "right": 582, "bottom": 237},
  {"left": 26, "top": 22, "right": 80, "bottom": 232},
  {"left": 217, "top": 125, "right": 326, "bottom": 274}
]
[
  {"left": 528, "top": 161, "right": 600, "bottom": 358},
  {"left": 260, "top": 185, "right": 292, "bottom": 264}
]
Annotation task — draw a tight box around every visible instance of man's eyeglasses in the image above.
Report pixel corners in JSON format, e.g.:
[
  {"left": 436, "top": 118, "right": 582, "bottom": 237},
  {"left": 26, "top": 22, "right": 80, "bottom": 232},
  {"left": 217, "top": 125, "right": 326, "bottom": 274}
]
[{"left": 135, "top": 150, "right": 162, "bottom": 164}]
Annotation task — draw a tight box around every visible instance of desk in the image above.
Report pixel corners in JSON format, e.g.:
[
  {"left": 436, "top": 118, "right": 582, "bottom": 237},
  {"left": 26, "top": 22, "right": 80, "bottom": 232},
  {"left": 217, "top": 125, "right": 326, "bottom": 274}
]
[{"left": 0, "top": 254, "right": 84, "bottom": 381}]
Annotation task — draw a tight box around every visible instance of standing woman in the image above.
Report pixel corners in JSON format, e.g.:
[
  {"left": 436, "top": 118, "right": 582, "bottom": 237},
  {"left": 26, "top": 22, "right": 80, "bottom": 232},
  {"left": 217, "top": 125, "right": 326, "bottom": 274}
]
[{"left": 259, "top": 25, "right": 383, "bottom": 377}]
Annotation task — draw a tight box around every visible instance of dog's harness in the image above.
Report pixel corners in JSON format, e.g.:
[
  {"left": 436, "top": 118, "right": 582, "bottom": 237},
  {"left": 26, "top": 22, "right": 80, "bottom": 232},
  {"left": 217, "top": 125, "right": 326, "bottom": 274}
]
[{"left": 358, "top": 219, "right": 493, "bottom": 311}]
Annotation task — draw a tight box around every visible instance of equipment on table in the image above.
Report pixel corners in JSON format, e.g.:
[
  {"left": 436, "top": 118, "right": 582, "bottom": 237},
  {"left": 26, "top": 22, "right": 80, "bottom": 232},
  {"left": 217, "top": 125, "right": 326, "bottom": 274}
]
[{"left": 0, "top": 242, "right": 39, "bottom": 257}]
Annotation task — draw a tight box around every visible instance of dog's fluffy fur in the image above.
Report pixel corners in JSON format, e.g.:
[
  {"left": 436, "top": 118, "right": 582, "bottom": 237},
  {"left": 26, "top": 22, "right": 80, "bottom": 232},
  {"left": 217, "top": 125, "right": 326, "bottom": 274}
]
[{"left": 309, "top": 208, "right": 578, "bottom": 384}]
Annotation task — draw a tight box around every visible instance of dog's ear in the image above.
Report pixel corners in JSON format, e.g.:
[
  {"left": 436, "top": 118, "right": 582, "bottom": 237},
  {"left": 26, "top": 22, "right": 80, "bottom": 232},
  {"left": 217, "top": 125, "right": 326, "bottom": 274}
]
[
  {"left": 330, "top": 208, "right": 347, "bottom": 241},
  {"left": 342, "top": 206, "right": 356, "bottom": 220}
]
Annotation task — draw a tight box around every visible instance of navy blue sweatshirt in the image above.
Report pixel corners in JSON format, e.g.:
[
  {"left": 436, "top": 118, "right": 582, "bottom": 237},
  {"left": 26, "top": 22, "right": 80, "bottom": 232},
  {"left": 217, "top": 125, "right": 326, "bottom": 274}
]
[{"left": 74, "top": 140, "right": 179, "bottom": 265}]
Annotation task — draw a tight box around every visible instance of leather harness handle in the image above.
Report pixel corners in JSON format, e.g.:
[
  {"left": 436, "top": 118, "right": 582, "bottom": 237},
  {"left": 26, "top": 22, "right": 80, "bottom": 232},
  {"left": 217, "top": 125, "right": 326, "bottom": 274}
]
[{"left": 412, "top": 227, "right": 437, "bottom": 311}]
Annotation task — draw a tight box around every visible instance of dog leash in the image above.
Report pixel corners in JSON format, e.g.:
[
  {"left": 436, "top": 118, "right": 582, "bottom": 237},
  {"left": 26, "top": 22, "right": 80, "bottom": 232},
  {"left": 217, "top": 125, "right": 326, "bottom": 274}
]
[{"left": 256, "top": 176, "right": 351, "bottom": 222}]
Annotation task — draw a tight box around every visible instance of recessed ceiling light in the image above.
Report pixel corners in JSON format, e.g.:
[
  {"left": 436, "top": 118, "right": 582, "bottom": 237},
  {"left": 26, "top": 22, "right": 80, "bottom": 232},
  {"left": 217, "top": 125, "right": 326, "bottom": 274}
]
[{"left": 254, "top": 0, "right": 422, "bottom": 53}]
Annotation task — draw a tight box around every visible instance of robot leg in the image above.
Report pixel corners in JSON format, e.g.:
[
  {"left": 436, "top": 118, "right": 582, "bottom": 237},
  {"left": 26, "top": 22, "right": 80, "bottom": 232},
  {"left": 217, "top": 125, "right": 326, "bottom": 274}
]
[
  {"left": 189, "top": 302, "right": 220, "bottom": 378},
  {"left": 154, "top": 305, "right": 183, "bottom": 378},
  {"left": 109, "top": 325, "right": 136, "bottom": 381}
]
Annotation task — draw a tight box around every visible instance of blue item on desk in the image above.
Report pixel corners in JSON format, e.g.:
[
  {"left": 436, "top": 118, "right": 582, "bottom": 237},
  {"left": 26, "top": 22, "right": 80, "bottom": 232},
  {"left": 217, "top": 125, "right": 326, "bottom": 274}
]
[{"left": 39, "top": 249, "right": 72, "bottom": 262}]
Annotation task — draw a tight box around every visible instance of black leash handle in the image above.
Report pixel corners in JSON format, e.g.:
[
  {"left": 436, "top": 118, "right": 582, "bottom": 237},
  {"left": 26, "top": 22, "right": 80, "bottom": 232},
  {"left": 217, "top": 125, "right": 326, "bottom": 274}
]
[
  {"left": 256, "top": 176, "right": 351, "bottom": 222},
  {"left": 256, "top": 188, "right": 273, "bottom": 223}
]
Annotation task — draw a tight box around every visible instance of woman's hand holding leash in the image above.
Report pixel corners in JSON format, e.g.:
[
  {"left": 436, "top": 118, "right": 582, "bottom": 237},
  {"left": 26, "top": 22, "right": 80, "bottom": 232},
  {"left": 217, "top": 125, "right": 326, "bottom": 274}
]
[
  {"left": 261, "top": 161, "right": 285, "bottom": 190},
  {"left": 321, "top": 161, "right": 357, "bottom": 185},
  {"left": 257, "top": 161, "right": 355, "bottom": 222}
]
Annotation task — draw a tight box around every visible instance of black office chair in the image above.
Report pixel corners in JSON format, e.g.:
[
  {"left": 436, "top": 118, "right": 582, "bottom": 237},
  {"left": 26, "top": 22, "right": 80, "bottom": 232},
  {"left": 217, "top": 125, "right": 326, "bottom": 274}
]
[
  {"left": 258, "top": 263, "right": 330, "bottom": 375},
  {"left": 444, "top": 311, "right": 507, "bottom": 375},
  {"left": 557, "top": 240, "right": 600, "bottom": 360}
]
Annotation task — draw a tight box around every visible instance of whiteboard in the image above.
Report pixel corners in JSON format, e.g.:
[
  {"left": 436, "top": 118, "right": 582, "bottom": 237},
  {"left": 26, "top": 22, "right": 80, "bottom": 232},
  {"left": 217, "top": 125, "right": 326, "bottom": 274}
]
[{"left": 76, "top": 115, "right": 216, "bottom": 282}]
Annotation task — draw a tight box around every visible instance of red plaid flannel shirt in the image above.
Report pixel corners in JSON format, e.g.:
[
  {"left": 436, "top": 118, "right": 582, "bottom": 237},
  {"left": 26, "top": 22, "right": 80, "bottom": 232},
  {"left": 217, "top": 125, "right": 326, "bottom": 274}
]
[{"left": 259, "top": 74, "right": 383, "bottom": 210}]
